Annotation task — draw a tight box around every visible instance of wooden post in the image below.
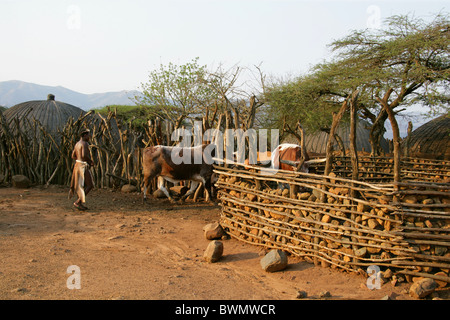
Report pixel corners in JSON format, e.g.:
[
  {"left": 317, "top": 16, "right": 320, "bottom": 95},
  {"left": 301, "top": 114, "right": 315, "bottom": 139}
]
[
  {"left": 349, "top": 90, "right": 360, "bottom": 196},
  {"left": 290, "top": 121, "right": 306, "bottom": 199},
  {"left": 404, "top": 121, "right": 413, "bottom": 158},
  {"left": 377, "top": 91, "right": 401, "bottom": 202},
  {"left": 323, "top": 99, "right": 348, "bottom": 202}
]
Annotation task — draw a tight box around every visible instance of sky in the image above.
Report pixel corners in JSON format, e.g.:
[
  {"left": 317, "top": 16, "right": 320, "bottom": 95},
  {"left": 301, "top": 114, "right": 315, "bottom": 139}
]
[{"left": 0, "top": 0, "right": 448, "bottom": 94}]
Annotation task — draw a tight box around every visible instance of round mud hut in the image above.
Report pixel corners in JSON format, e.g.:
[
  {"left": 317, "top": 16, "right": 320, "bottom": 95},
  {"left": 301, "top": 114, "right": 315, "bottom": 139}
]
[
  {"left": 2, "top": 94, "right": 86, "bottom": 137},
  {"left": 406, "top": 114, "right": 450, "bottom": 160}
]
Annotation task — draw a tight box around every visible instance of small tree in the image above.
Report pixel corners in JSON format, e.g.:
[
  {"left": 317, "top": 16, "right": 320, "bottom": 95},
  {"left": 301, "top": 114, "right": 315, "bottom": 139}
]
[{"left": 135, "top": 57, "right": 217, "bottom": 130}]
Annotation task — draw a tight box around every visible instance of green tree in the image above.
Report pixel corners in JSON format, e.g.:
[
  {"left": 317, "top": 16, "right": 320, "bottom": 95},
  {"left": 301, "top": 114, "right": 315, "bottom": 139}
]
[
  {"left": 135, "top": 57, "right": 218, "bottom": 129},
  {"left": 95, "top": 105, "right": 155, "bottom": 131},
  {"left": 264, "top": 13, "right": 449, "bottom": 155},
  {"left": 330, "top": 13, "right": 449, "bottom": 154}
]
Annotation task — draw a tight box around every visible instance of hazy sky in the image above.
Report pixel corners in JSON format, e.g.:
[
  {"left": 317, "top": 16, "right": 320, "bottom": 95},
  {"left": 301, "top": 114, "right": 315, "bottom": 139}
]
[{"left": 0, "top": 0, "right": 447, "bottom": 94}]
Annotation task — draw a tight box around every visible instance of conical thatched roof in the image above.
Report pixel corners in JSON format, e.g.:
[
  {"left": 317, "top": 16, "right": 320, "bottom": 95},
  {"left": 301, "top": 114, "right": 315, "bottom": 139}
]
[
  {"left": 284, "top": 119, "right": 389, "bottom": 154},
  {"left": 3, "top": 94, "right": 85, "bottom": 135},
  {"left": 407, "top": 114, "right": 450, "bottom": 160}
]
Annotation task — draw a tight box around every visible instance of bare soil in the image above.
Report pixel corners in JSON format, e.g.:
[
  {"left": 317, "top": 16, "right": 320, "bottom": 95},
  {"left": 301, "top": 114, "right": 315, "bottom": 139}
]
[{"left": 0, "top": 185, "right": 444, "bottom": 300}]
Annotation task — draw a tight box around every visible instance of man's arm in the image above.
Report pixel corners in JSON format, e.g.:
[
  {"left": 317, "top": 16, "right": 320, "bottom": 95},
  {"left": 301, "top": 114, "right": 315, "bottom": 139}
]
[{"left": 81, "top": 142, "right": 94, "bottom": 166}]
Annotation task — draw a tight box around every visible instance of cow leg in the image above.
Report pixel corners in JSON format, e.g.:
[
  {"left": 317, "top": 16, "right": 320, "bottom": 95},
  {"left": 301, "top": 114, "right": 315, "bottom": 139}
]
[
  {"left": 158, "top": 176, "right": 176, "bottom": 203},
  {"left": 203, "top": 177, "right": 212, "bottom": 202},
  {"left": 142, "top": 174, "right": 152, "bottom": 203},
  {"left": 181, "top": 181, "right": 200, "bottom": 201}
]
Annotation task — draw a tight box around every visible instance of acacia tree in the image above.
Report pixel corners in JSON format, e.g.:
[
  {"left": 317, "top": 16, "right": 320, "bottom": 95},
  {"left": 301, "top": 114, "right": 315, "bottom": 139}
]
[
  {"left": 264, "top": 13, "right": 450, "bottom": 155},
  {"left": 330, "top": 13, "right": 449, "bottom": 155}
]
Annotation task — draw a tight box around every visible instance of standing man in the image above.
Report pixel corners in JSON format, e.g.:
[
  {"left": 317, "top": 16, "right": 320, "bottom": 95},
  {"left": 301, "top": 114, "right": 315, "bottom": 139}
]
[{"left": 69, "top": 129, "right": 94, "bottom": 210}]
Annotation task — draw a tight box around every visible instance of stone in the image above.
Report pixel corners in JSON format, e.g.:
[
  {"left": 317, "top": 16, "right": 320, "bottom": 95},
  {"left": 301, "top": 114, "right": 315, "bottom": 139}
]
[
  {"left": 121, "top": 184, "right": 137, "bottom": 193},
  {"left": 434, "top": 272, "right": 449, "bottom": 288},
  {"left": 367, "top": 218, "right": 379, "bottom": 229},
  {"left": 108, "top": 236, "right": 124, "bottom": 241},
  {"left": 409, "top": 278, "right": 437, "bottom": 299},
  {"left": 354, "top": 247, "right": 367, "bottom": 258},
  {"left": 153, "top": 189, "right": 166, "bottom": 198},
  {"left": 203, "top": 240, "right": 223, "bottom": 263},
  {"left": 298, "top": 192, "right": 311, "bottom": 200},
  {"left": 434, "top": 246, "right": 447, "bottom": 256},
  {"left": 260, "top": 249, "right": 288, "bottom": 272},
  {"left": 357, "top": 203, "right": 370, "bottom": 213},
  {"left": 203, "top": 222, "right": 225, "bottom": 240},
  {"left": 383, "top": 268, "right": 394, "bottom": 279},
  {"left": 247, "top": 193, "right": 257, "bottom": 201},
  {"left": 12, "top": 175, "right": 30, "bottom": 188},
  {"left": 295, "top": 290, "right": 307, "bottom": 299},
  {"left": 319, "top": 290, "right": 331, "bottom": 298},
  {"left": 403, "top": 195, "right": 418, "bottom": 204}
]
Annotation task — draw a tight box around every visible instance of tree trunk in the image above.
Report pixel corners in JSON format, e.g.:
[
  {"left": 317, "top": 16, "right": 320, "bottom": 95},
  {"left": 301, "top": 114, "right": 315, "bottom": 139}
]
[
  {"left": 369, "top": 109, "right": 388, "bottom": 156},
  {"left": 323, "top": 98, "right": 349, "bottom": 202}
]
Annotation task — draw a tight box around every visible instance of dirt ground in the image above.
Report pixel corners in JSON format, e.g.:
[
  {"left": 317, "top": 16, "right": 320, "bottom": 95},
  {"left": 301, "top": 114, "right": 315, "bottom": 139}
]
[{"left": 0, "top": 185, "right": 446, "bottom": 301}]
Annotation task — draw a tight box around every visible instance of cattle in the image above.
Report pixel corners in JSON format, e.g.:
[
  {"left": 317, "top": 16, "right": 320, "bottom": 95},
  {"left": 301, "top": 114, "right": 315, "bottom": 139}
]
[
  {"left": 244, "top": 151, "right": 272, "bottom": 166},
  {"left": 270, "top": 143, "right": 326, "bottom": 173},
  {"left": 142, "top": 144, "right": 216, "bottom": 203},
  {"left": 270, "top": 144, "right": 326, "bottom": 191}
]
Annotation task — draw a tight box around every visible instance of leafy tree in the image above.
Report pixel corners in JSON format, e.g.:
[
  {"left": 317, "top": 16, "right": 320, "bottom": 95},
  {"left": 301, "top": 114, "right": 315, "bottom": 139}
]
[
  {"left": 135, "top": 57, "right": 218, "bottom": 129},
  {"left": 264, "top": 13, "right": 449, "bottom": 155},
  {"left": 136, "top": 58, "right": 267, "bottom": 146},
  {"left": 94, "top": 105, "right": 155, "bottom": 131},
  {"left": 330, "top": 13, "right": 449, "bottom": 154}
]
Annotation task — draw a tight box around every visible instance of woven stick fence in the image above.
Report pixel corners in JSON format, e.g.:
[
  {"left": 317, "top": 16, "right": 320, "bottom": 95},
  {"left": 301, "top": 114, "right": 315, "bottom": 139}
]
[
  {"left": 213, "top": 160, "right": 450, "bottom": 284},
  {"left": 0, "top": 110, "right": 149, "bottom": 189},
  {"left": 309, "top": 155, "right": 450, "bottom": 183}
]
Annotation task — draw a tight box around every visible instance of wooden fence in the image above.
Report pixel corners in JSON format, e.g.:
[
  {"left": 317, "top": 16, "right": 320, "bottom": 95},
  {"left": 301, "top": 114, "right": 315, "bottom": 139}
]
[
  {"left": 0, "top": 111, "right": 148, "bottom": 189},
  {"left": 213, "top": 157, "right": 450, "bottom": 284}
]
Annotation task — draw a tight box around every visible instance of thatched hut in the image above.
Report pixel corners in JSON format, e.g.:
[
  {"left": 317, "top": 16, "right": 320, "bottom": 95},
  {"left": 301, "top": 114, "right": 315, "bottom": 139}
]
[
  {"left": 406, "top": 114, "right": 450, "bottom": 160},
  {"left": 2, "top": 94, "right": 86, "bottom": 137}
]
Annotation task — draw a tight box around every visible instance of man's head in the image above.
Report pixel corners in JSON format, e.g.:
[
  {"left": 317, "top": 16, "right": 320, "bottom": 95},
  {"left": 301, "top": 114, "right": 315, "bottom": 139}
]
[{"left": 80, "top": 129, "right": 91, "bottom": 141}]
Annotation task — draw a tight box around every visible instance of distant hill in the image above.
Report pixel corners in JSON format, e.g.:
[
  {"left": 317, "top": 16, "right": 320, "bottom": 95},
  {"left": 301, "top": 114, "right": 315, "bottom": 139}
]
[
  {"left": 0, "top": 81, "right": 437, "bottom": 139},
  {"left": 0, "top": 80, "right": 141, "bottom": 110}
]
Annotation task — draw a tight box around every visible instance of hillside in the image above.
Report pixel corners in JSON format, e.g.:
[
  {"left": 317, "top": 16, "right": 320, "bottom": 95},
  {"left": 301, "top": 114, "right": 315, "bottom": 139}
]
[
  {"left": 0, "top": 80, "right": 141, "bottom": 110},
  {"left": 0, "top": 81, "right": 434, "bottom": 139}
]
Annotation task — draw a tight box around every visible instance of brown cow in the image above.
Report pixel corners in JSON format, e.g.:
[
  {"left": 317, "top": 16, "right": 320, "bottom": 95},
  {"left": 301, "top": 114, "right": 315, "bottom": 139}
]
[
  {"left": 271, "top": 143, "right": 326, "bottom": 172},
  {"left": 270, "top": 143, "right": 326, "bottom": 190},
  {"left": 244, "top": 151, "right": 272, "bottom": 166},
  {"left": 142, "top": 144, "right": 215, "bottom": 203}
]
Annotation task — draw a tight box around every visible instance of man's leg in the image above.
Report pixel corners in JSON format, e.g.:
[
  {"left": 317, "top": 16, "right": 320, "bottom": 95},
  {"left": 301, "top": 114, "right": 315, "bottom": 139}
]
[{"left": 80, "top": 169, "right": 93, "bottom": 209}]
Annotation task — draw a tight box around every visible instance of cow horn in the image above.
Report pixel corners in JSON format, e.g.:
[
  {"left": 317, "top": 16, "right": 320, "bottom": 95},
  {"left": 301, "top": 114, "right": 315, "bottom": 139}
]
[
  {"left": 280, "top": 158, "right": 327, "bottom": 167},
  {"left": 304, "top": 158, "right": 327, "bottom": 164},
  {"left": 279, "top": 159, "right": 298, "bottom": 167}
]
